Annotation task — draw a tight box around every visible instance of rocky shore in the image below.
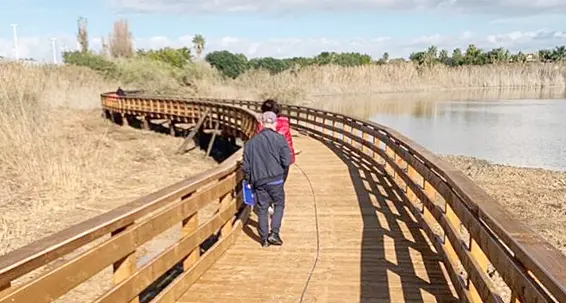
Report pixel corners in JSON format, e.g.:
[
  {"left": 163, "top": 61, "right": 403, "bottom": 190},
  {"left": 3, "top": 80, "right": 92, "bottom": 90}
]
[{"left": 441, "top": 155, "right": 566, "bottom": 255}]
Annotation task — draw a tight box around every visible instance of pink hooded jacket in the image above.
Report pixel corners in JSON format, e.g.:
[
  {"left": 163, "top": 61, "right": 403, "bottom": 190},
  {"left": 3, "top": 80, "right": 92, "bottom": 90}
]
[{"left": 256, "top": 115, "right": 296, "bottom": 164}]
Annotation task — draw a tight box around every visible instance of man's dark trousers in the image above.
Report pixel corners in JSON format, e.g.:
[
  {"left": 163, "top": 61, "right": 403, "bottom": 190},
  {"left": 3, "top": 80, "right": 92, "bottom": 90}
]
[{"left": 254, "top": 180, "right": 285, "bottom": 241}]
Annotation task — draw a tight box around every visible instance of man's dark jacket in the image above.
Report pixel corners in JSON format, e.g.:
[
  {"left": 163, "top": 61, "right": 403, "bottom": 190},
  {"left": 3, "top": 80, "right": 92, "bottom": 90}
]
[{"left": 243, "top": 128, "right": 291, "bottom": 187}]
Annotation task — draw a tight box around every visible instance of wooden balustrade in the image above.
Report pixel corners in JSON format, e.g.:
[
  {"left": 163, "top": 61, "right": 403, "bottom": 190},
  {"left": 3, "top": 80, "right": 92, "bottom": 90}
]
[
  {"left": 0, "top": 92, "right": 564, "bottom": 303},
  {"left": 0, "top": 95, "right": 258, "bottom": 303},
  {"left": 221, "top": 99, "right": 565, "bottom": 303}
]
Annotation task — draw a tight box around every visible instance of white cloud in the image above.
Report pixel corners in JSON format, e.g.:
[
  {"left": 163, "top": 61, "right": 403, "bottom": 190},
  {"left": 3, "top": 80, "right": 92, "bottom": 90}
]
[
  {"left": 1, "top": 29, "right": 565, "bottom": 63},
  {"left": 108, "top": 0, "right": 566, "bottom": 15}
]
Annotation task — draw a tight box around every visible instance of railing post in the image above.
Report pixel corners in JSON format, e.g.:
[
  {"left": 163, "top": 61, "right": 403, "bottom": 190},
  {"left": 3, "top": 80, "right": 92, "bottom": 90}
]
[
  {"left": 422, "top": 181, "right": 439, "bottom": 234},
  {"left": 384, "top": 144, "right": 396, "bottom": 178},
  {"left": 372, "top": 137, "right": 382, "bottom": 164},
  {"left": 361, "top": 131, "right": 370, "bottom": 155},
  {"left": 111, "top": 224, "right": 139, "bottom": 303},
  {"left": 444, "top": 201, "right": 463, "bottom": 271},
  {"left": 345, "top": 122, "right": 352, "bottom": 145},
  {"left": 322, "top": 115, "right": 328, "bottom": 137},
  {"left": 468, "top": 236, "right": 490, "bottom": 302},
  {"left": 331, "top": 118, "right": 336, "bottom": 139},
  {"left": 218, "top": 192, "right": 234, "bottom": 237},
  {"left": 182, "top": 213, "right": 200, "bottom": 270}
]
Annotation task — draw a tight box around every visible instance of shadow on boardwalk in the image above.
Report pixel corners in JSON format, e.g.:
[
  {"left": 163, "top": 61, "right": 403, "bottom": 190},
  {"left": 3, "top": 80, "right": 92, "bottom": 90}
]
[{"left": 322, "top": 139, "right": 458, "bottom": 302}]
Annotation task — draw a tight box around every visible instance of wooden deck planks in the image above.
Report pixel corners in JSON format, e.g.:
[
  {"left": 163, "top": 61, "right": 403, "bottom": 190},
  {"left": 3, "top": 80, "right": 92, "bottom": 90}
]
[{"left": 177, "top": 135, "right": 458, "bottom": 303}]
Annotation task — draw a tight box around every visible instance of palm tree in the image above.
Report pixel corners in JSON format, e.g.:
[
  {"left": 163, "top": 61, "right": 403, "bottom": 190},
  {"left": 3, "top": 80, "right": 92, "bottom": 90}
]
[{"left": 192, "top": 34, "right": 205, "bottom": 60}]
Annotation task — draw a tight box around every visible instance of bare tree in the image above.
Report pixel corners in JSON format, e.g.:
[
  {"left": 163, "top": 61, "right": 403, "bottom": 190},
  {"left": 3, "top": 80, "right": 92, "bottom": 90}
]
[
  {"left": 77, "top": 17, "right": 88, "bottom": 53},
  {"left": 109, "top": 18, "right": 134, "bottom": 58}
]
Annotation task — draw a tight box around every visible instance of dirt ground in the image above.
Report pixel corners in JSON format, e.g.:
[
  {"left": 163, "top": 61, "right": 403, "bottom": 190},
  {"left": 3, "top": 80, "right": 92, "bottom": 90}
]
[{"left": 0, "top": 111, "right": 217, "bottom": 256}]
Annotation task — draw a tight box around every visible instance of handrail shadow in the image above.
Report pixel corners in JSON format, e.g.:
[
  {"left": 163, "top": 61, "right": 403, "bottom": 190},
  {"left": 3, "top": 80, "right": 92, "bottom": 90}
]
[{"left": 322, "top": 139, "right": 458, "bottom": 302}]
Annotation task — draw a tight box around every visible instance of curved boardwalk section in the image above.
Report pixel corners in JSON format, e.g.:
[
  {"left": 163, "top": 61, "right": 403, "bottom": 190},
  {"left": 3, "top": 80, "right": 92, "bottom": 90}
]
[
  {"left": 0, "top": 92, "right": 565, "bottom": 303},
  {"left": 179, "top": 134, "right": 457, "bottom": 302}
]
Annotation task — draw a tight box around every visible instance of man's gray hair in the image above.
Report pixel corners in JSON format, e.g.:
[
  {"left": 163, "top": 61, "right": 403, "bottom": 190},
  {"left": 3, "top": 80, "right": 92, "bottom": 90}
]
[{"left": 261, "top": 111, "right": 277, "bottom": 127}]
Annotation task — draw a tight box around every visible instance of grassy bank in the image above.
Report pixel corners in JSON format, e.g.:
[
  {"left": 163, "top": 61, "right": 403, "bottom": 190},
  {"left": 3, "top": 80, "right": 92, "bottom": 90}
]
[{"left": 0, "top": 62, "right": 216, "bottom": 255}]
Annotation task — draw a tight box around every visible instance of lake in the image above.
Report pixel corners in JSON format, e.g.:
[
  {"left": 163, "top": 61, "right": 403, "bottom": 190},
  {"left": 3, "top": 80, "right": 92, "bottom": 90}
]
[{"left": 310, "top": 89, "right": 566, "bottom": 171}]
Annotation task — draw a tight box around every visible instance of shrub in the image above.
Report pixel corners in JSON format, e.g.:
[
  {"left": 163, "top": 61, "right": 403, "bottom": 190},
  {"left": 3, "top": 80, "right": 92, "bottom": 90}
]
[
  {"left": 62, "top": 51, "right": 117, "bottom": 77},
  {"left": 205, "top": 50, "right": 249, "bottom": 79}
]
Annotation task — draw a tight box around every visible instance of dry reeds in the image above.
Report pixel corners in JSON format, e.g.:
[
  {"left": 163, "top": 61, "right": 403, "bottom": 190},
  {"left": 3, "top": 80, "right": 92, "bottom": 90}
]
[
  {"left": 0, "top": 62, "right": 215, "bottom": 255},
  {"left": 227, "top": 62, "right": 566, "bottom": 103}
]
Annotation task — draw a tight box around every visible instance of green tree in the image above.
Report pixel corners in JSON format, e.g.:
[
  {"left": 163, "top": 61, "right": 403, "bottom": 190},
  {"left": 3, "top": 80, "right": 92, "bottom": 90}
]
[
  {"left": 192, "top": 34, "right": 205, "bottom": 60},
  {"left": 205, "top": 50, "right": 249, "bottom": 78},
  {"left": 248, "top": 57, "right": 288, "bottom": 74},
  {"left": 551, "top": 46, "right": 566, "bottom": 61},
  {"left": 539, "top": 49, "right": 553, "bottom": 62},
  {"left": 409, "top": 51, "right": 426, "bottom": 65},
  {"left": 282, "top": 57, "right": 315, "bottom": 67},
  {"left": 463, "top": 44, "right": 485, "bottom": 65},
  {"left": 451, "top": 48, "right": 463, "bottom": 66},
  {"left": 438, "top": 49, "right": 449, "bottom": 65},
  {"left": 486, "top": 47, "right": 510, "bottom": 64}
]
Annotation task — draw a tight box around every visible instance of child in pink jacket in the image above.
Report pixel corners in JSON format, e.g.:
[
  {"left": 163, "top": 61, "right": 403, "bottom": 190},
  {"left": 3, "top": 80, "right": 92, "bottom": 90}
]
[{"left": 255, "top": 100, "right": 297, "bottom": 166}]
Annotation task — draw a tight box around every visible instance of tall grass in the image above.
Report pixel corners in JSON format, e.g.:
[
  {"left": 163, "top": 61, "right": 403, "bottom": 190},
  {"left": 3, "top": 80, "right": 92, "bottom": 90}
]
[
  {"left": 230, "top": 62, "right": 566, "bottom": 103},
  {"left": 0, "top": 63, "right": 115, "bottom": 210},
  {"left": 0, "top": 62, "right": 222, "bottom": 255}
]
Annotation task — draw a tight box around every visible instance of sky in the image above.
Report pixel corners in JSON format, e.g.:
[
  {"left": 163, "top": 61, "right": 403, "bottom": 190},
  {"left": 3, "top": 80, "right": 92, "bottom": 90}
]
[{"left": 0, "top": 0, "right": 565, "bottom": 62}]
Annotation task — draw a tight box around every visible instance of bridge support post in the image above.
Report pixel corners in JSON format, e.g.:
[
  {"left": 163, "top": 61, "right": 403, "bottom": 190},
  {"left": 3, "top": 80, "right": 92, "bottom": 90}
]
[
  {"left": 182, "top": 214, "right": 199, "bottom": 270},
  {"left": 205, "top": 121, "right": 220, "bottom": 159},
  {"left": 142, "top": 116, "right": 150, "bottom": 130},
  {"left": 169, "top": 120, "right": 175, "bottom": 136},
  {"left": 121, "top": 113, "right": 128, "bottom": 126},
  {"left": 111, "top": 224, "right": 139, "bottom": 303}
]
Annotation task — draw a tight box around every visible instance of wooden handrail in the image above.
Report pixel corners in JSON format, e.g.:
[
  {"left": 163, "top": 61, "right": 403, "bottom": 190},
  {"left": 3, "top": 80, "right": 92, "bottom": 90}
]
[
  {"left": 0, "top": 91, "right": 564, "bottom": 303},
  {"left": 0, "top": 95, "right": 259, "bottom": 303},
  {"left": 228, "top": 99, "right": 566, "bottom": 303}
]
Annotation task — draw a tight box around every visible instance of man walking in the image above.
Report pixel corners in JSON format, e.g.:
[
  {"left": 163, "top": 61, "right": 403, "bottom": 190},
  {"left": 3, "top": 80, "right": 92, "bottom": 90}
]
[{"left": 243, "top": 111, "right": 292, "bottom": 247}]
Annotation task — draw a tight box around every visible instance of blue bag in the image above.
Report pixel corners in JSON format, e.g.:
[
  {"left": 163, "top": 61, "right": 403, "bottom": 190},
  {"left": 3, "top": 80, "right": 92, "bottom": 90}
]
[{"left": 242, "top": 180, "right": 255, "bottom": 206}]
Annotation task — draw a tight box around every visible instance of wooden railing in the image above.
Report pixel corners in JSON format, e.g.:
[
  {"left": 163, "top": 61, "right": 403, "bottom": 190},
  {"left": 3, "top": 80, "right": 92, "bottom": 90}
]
[
  {"left": 0, "top": 92, "right": 564, "bottom": 303},
  {"left": 225, "top": 99, "right": 566, "bottom": 303},
  {"left": 0, "top": 95, "right": 258, "bottom": 303}
]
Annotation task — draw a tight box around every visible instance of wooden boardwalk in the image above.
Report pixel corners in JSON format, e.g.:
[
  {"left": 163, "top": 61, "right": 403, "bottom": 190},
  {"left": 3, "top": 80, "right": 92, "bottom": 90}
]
[
  {"left": 3, "top": 94, "right": 565, "bottom": 303},
  {"left": 178, "top": 134, "right": 458, "bottom": 302}
]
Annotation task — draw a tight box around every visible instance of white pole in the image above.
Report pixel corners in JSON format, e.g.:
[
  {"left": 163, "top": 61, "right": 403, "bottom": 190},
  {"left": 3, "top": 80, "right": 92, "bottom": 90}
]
[
  {"left": 51, "top": 38, "right": 57, "bottom": 64},
  {"left": 10, "top": 24, "right": 19, "bottom": 60}
]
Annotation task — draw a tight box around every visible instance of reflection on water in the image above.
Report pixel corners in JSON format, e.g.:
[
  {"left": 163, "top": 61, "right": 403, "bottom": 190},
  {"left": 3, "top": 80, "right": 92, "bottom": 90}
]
[{"left": 311, "top": 89, "right": 566, "bottom": 171}]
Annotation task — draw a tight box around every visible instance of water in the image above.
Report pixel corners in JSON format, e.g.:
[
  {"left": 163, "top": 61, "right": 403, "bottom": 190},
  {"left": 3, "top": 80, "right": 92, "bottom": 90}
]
[{"left": 311, "top": 89, "right": 566, "bottom": 171}]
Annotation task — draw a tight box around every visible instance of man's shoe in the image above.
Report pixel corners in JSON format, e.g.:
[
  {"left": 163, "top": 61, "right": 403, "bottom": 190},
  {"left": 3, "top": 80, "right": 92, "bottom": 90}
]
[
  {"left": 261, "top": 239, "right": 270, "bottom": 247},
  {"left": 267, "top": 233, "right": 283, "bottom": 245}
]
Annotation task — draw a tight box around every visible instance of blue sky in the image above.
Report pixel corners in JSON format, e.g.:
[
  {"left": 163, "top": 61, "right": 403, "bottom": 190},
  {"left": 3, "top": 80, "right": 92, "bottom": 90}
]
[{"left": 1, "top": 0, "right": 565, "bottom": 62}]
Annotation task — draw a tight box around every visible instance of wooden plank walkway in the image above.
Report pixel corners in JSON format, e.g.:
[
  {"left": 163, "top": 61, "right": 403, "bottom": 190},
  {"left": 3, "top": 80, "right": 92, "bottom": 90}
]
[{"left": 178, "top": 134, "right": 458, "bottom": 303}]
